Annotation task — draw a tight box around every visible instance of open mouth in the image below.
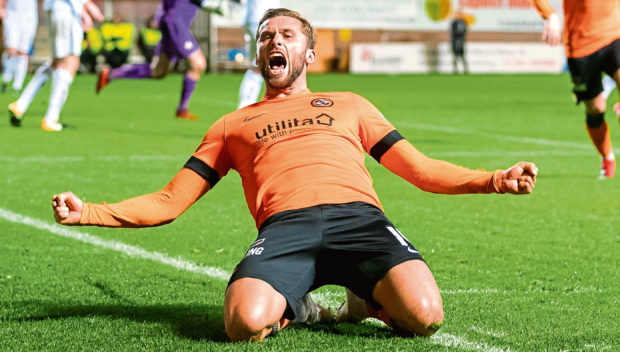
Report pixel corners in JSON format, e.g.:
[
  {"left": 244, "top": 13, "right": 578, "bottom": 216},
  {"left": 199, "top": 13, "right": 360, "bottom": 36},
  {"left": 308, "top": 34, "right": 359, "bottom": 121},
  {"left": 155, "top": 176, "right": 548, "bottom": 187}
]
[{"left": 269, "top": 52, "right": 287, "bottom": 75}]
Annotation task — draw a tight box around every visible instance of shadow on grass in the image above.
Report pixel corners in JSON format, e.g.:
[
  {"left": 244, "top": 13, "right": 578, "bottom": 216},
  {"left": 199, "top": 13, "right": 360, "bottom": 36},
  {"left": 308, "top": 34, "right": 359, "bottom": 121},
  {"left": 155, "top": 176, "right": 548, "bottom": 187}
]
[
  {"left": 7, "top": 300, "right": 229, "bottom": 342},
  {"left": 6, "top": 300, "right": 410, "bottom": 343},
  {"left": 289, "top": 321, "right": 398, "bottom": 340}
]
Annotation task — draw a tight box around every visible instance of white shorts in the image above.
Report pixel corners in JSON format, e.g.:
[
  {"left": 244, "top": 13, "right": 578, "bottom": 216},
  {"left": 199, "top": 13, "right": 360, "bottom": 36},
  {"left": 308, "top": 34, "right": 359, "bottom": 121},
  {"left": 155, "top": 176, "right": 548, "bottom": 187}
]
[
  {"left": 47, "top": 1, "right": 83, "bottom": 58},
  {"left": 3, "top": 16, "right": 37, "bottom": 53}
]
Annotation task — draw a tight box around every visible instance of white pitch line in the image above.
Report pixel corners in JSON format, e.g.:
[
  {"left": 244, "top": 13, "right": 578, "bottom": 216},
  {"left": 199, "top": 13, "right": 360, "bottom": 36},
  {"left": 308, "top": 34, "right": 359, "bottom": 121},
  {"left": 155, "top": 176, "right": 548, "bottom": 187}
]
[
  {"left": 441, "top": 288, "right": 500, "bottom": 295},
  {"left": 0, "top": 155, "right": 185, "bottom": 163},
  {"left": 431, "top": 332, "right": 513, "bottom": 352},
  {"left": 396, "top": 121, "right": 620, "bottom": 154},
  {"left": 0, "top": 207, "right": 231, "bottom": 280},
  {"left": 469, "top": 325, "right": 506, "bottom": 338},
  {"left": 427, "top": 150, "right": 593, "bottom": 158},
  {"left": 1, "top": 207, "right": 515, "bottom": 352}
]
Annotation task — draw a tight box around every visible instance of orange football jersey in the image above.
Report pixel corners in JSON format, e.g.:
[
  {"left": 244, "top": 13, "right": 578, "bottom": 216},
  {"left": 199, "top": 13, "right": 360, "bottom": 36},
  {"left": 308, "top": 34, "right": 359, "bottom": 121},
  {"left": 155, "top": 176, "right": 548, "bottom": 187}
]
[{"left": 188, "top": 89, "right": 396, "bottom": 227}]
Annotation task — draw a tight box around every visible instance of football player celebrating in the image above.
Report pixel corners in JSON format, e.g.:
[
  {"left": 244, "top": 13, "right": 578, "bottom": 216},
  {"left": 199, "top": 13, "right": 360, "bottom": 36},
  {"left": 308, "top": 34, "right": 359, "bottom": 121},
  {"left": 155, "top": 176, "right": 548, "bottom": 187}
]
[
  {"left": 96, "top": 0, "right": 222, "bottom": 121},
  {"left": 533, "top": 0, "right": 620, "bottom": 178},
  {"left": 53, "top": 8, "right": 538, "bottom": 342}
]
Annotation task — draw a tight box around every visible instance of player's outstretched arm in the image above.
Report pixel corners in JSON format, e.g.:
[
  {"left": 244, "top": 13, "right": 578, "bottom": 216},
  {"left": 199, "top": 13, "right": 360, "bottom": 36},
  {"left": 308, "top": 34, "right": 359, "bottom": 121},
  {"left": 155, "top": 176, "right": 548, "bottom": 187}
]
[
  {"left": 52, "top": 168, "right": 210, "bottom": 227},
  {"left": 379, "top": 140, "right": 537, "bottom": 195}
]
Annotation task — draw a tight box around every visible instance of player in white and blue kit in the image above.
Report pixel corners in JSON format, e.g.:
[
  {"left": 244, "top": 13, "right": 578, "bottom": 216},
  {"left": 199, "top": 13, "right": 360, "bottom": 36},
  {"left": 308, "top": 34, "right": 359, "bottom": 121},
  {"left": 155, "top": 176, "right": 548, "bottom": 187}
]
[
  {"left": 0, "top": 0, "right": 38, "bottom": 94},
  {"left": 237, "top": 0, "right": 280, "bottom": 108},
  {"left": 8, "top": 0, "right": 103, "bottom": 131}
]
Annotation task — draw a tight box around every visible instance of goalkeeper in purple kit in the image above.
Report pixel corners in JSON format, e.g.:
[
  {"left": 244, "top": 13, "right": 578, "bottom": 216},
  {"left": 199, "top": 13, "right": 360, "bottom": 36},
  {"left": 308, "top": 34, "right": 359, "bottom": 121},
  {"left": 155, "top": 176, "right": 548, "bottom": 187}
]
[{"left": 96, "top": 0, "right": 221, "bottom": 121}]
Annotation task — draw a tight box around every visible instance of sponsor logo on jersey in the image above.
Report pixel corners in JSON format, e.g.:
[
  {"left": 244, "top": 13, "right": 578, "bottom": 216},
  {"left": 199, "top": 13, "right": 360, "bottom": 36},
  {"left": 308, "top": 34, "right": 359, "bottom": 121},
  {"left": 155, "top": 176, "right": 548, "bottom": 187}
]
[
  {"left": 311, "top": 98, "right": 334, "bottom": 107},
  {"left": 254, "top": 113, "right": 334, "bottom": 140}
]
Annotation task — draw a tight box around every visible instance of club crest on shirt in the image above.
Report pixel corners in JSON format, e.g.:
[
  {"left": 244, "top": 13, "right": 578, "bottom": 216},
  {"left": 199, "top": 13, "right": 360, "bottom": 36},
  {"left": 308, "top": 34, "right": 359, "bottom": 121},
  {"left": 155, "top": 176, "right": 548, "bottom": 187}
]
[{"left": 311, "top": 98, "right": 334, "bottom": 107}]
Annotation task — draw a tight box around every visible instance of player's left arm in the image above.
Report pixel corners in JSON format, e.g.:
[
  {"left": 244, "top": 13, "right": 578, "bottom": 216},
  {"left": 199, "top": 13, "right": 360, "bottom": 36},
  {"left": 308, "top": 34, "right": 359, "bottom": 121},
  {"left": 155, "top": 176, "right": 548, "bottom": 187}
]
[
  {"left": 357, "top": 95, "right": 536, "bottom": 195},
  {"left": 379, "top": 139, "right": 537, "bottom": 195}
]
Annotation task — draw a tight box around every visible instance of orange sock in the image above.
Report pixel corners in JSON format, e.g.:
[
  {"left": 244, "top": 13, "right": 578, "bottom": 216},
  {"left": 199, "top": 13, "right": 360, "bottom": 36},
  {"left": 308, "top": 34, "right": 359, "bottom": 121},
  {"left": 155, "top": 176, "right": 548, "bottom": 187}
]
[{"left": 585, "top": 121, "right": 613, "bottom": 158}]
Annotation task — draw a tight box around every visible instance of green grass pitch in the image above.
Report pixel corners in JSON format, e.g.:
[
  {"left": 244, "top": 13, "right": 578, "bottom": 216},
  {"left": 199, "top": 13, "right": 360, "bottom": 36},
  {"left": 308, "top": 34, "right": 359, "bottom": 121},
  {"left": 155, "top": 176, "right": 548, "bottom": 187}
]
[{"left": 0, "top": 72, "right": 619, "bottom": 351}]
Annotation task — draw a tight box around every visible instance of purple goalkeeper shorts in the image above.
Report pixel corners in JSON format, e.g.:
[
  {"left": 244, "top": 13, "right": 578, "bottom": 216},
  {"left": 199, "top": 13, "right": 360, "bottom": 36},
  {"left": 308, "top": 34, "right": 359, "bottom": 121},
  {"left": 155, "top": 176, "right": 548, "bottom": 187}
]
[{"left": 155, "top": 16, "right": 200, "bottom": 61}]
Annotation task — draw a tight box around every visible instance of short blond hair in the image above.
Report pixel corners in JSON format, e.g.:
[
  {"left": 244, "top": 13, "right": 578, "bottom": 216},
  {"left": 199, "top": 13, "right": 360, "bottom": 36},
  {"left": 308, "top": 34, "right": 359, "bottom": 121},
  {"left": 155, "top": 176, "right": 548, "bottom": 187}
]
[{"left": 257, "top": 8, "right": 316, "bottom": 49}]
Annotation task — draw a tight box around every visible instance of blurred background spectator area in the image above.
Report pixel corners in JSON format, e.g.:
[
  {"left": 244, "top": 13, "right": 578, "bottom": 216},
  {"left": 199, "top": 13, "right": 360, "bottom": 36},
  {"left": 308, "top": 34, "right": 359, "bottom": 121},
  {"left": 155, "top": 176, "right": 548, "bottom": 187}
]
[{"left": 3, "top": 0, "right": 564, "bottom": 74}]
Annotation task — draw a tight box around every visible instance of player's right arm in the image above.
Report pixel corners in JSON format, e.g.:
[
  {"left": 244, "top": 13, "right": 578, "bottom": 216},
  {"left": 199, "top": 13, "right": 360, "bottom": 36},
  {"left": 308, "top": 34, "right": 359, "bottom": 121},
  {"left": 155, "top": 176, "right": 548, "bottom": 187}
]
[
  {"left": 356, "top": 94, "right": 536, "bottom": 195},
  {"left": 530, "top": 0, "right": 561, "bottom": 46},
  {"left": 52, "top": 168, "right": 210, "bottom": 227},
  {"left": 53, "top": 116, "right": 231, "bottom": 227},
  {"left": 379, "top": 140, "right": 537, "bottom": 195}
]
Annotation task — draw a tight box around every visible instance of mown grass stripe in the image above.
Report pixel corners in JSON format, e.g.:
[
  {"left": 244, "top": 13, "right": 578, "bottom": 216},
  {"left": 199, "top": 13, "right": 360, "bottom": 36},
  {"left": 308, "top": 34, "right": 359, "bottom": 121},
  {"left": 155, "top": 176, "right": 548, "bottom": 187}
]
[{"left": 0, "top": 207, "right": 231, "bottom": 280}]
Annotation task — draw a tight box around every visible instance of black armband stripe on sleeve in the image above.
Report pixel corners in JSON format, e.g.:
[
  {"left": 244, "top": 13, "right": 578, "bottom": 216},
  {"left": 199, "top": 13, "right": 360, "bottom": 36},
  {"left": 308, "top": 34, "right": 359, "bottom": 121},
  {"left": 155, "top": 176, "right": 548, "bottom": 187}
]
[
  {"left": 184, "top": 156, "right": 220, "bottom": 188},
  {"left": 370, "top": 130, "right": 404, "bottom": 163}
]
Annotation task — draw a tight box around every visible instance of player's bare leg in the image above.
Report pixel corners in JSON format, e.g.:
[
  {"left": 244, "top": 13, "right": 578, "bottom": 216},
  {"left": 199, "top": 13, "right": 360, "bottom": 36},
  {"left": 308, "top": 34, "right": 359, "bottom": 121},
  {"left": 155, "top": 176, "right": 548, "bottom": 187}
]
[
  {"left": 584, "top": 92, "right": 615, "bottom": 178},
  {"left": 224, "top": 278, "right": 288, "bottom": 342},
  {"left": 337, "top": 260, "right": 443, "bottom": 337},
  {"left": 175, "top": 49, "right": 206, "bottom": 121}
]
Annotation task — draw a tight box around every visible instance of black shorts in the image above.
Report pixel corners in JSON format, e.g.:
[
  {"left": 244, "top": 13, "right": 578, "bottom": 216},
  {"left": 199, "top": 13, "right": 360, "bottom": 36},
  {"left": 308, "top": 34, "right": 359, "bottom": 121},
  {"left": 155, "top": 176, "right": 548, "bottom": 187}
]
[
  {"left": 567, "top": 38, "right": 620, "bottom": 103},
  {"left": 228, "top": 202, "right": 424, "bottom": 321}
]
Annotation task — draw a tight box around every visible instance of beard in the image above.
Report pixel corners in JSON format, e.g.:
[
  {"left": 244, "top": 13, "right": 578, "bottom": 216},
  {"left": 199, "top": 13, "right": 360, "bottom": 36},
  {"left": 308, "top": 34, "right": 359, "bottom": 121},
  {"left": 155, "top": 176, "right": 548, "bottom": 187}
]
[{"left": 261, "top": 54, "right": 306, "bottom": 89}]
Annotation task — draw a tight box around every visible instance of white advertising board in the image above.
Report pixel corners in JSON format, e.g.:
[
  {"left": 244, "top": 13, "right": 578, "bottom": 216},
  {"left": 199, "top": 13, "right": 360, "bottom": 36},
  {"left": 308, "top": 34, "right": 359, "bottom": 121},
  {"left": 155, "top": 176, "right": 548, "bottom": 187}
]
[
  {"left": 351, "top": 42, "right": 566, "bottom": 74},
  {"left": 216, "top": 0, "right": 563, "bottom": 32}
]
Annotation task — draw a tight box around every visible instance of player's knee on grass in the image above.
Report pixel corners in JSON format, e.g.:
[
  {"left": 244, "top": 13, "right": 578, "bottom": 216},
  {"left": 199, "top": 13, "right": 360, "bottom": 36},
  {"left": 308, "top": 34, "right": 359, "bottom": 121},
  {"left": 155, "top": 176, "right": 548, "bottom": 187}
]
[
  {"left": 391, "top": 300, "right": 444, "bottom": 337},
  {"left": 224, "top": 280, "right": 285, "bottom": 342},
  {"left": 225, "top": 306, "right": 276, "bottom": 342}
]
